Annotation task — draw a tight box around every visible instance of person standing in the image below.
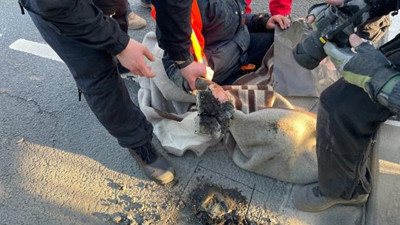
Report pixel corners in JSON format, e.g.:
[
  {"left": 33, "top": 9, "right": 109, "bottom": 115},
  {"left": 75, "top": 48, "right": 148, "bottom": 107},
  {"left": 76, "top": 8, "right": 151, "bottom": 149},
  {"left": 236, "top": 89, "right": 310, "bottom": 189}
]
[
  {"left": 294, "top": 0, "right": 400, "bottom": 211},
  {"left": 19, "top": 0, "right": 175, "bottom": 185}
]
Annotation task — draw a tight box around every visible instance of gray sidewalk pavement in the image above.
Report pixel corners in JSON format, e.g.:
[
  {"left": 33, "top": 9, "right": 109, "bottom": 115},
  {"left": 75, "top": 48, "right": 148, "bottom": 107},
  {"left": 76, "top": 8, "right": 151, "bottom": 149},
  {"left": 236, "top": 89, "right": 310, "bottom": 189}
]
[{"left": 1, "top": 0, "right": 399, "bottom": 224}]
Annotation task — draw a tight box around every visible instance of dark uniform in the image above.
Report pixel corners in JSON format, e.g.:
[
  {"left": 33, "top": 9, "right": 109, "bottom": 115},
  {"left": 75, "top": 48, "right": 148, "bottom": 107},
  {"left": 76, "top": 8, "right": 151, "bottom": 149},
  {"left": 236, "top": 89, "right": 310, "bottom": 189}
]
[
  {"left": 19, "top": 0, "right": 153, "bottom": 149},
  {"left": 317, "top": 0, "right": 399, "bottom": 199},
  {"left": 155, "top": 0, "right": 275, "bottom": 87}
]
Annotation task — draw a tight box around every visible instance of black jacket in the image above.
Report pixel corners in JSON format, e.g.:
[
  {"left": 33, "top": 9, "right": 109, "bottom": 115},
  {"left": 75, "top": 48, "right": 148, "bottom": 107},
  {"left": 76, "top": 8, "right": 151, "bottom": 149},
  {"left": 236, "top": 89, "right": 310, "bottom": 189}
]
[
  {"left": 153, "top": 0, "right": 270, "bottom": 62},
  {"left": 369, "top": 0, "right": 399, "bottom": 18},
  {"left": 19, "top": 0, "right": 129, "bottom": 56}
]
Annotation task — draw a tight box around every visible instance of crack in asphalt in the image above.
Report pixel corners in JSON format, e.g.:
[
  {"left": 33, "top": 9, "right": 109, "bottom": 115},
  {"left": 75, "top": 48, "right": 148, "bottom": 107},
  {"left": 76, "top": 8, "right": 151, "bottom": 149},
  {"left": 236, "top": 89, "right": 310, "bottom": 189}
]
[
  {"left": 0, "top": 90, "right": 61, "bottom": 116},
  {"left": 50, "top": 120, "right": 59, "bottom": 148},
  {"left": 0, "top": 91, "right": 61, "bottom": 145}
]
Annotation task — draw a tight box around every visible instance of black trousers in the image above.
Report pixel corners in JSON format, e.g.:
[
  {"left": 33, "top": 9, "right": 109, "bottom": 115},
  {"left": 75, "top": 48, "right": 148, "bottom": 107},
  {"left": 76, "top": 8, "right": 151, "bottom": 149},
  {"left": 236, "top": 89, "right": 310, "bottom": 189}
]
[
  {"left": 219, "top": 32, "right": 274, "bottom": 85},
  {"left": 93, "top": 0, "right": 129, "bottom": 32},
  {"left": 317, "top": 78, "right": 392, "bottom": 199},
  {"left": 28, "top": 12, "right": 153, "bottom": 149}
]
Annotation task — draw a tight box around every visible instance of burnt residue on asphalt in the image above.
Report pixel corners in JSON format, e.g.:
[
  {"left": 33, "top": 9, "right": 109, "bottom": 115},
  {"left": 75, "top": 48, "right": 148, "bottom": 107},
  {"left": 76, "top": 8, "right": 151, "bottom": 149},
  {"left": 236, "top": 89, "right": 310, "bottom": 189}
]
[{"left": 189, "top": 183, "right": 258, "bottom": 225}]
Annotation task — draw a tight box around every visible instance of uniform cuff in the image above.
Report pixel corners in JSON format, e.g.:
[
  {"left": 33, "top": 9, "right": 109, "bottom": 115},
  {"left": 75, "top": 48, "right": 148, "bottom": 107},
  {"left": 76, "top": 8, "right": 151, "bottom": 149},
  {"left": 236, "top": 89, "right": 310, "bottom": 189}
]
[
  {"left": 166, "top": 49, "right": 192, "bottom": 62},
  {"left": 108, "top": 33, "right": 130, "bottom": 56}
]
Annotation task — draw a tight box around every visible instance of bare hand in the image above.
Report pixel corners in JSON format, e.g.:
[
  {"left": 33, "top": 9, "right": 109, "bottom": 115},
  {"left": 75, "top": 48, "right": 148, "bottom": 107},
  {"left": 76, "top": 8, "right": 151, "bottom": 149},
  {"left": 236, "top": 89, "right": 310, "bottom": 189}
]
[
  {"left": 195, "top": 77, "right": 229, "bottom": 103},
  {"left": 209, "top": 83, "right": 229, "bottom": 103},
  {"left": 116, "top": 39, "right": 155, "bottom": 77},
  {"left": 349, "top": 34, "right": 364, "bottom": 48},
  {"left": 267, "top": 15, "right": 291, "bottom": 30},
  {"left": 180, "top": 61, "right": 207, "bottom": 91},
  {"left": 327, "top": 0, "right": 344, "bottom": 6}
]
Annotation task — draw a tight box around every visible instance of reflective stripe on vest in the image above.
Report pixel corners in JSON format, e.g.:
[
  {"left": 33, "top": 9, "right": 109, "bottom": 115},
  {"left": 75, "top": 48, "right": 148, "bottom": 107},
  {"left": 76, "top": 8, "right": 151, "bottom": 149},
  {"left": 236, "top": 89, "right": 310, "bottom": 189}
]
[{"left": 151, "top": 0, "right": 205, "bottom": 64}]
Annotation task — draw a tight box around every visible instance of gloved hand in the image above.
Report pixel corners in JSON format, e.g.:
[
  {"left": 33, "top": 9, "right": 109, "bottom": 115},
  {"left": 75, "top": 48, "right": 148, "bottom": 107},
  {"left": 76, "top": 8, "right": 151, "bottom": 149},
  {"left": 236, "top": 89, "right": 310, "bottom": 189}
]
[{"left": 324, "top": 34, "right": 400, "bottom": 113}]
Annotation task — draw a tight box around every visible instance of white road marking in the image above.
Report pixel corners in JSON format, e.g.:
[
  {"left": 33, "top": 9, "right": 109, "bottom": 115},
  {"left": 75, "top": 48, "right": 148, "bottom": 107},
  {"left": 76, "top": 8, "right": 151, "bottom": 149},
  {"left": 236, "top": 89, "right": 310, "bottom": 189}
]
[
  {"left": 0, "top": 34, "right": 3, "bottom": 37},
  {"left": 385, "top": 119, "right": 400, "bottom": 127},
  {"left": 389, "top": 15, "right": 400, "bottom": 40},
  {"left": 9, "top": 39, "right": 63, "bottom": 63}
]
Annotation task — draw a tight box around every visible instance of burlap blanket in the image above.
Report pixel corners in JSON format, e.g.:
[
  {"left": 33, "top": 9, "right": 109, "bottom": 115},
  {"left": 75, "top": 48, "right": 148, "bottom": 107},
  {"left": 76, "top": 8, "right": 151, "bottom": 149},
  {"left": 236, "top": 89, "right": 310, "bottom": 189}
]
[{"left": 137, "top": 32, "right": 318, "bottom": 184}]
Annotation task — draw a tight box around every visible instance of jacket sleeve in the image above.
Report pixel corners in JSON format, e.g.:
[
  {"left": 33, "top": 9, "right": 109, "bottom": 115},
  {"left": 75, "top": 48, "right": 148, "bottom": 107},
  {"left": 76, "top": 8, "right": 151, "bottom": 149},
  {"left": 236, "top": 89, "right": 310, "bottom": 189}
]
[
  {"left": 153, "top": 0, "right": 193, "bottom": 61},
  {"left": 21, "top": 0, "right": 129, "bottom": 56},
  {"left": 369, "top": 0, "right": 399, "bottom": 18},
  {"left": 269, "top": 0, "right": 292, "bottom": 16},
  {"left": 245, "top": 13, "right": 272, "bottom": 33}
]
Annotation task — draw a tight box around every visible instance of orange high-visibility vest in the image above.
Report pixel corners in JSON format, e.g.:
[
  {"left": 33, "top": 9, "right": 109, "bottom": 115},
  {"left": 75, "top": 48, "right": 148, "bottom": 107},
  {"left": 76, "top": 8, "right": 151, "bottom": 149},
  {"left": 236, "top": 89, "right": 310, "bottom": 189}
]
[{"left": 151, "top": 0, "right": 206, "bottom": 64}]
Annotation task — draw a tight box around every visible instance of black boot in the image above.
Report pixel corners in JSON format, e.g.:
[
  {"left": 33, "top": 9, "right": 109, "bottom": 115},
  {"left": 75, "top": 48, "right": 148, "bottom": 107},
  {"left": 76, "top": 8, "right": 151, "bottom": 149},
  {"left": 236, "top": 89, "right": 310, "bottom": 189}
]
[{"left": 129, "top": 142, "right": 175, "bottom": 184}]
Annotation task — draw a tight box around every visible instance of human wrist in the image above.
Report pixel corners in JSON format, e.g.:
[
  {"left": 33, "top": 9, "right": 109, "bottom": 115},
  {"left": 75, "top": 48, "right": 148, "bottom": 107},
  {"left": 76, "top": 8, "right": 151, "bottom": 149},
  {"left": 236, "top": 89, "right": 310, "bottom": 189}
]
[
  {"left": 110, "top": 34, "right": 130, "bottom": 56},
  {"left": 367, "top": 67, "right": 400, "bottom": 100},
  {"left": 381, "top": 75, "right": 400, "bottom": 95},
  {"left": 174, "top": 55, "right": 194, "bottom": 69},
  {"left": 255, "top": 13, "right": 270, "bottom": 32},
  {"left": 376, "top": 75, "right": 400, "bottom": 114}
]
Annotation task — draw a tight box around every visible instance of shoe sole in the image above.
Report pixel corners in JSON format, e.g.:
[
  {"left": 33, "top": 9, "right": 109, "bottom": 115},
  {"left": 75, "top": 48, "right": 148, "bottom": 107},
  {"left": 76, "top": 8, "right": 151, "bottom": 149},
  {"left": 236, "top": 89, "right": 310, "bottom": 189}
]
[
  {"left": 129, "top": 150, "right": 175, "bottom": 185},
  {"left": 128, "top": 24, "right": 146, "bottom": 30},
  {"left": 156, "top": 168, "right": 175, "bottom": 185},
  {"left": 295, "top": 195, "right": 368, "bottom": 212}
]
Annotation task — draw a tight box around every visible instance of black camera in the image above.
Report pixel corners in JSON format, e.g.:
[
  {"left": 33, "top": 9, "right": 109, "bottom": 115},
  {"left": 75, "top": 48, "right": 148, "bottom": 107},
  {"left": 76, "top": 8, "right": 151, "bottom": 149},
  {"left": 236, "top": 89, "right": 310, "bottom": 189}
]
[{"left": 293, "top": 4, "right": 369, "bottom": 70}]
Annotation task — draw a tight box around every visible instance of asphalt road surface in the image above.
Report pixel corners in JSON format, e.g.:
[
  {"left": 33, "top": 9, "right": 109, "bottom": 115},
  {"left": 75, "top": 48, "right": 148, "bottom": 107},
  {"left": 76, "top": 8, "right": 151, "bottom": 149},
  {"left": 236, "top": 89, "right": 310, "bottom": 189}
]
[{"left": 3, "top": 1, "right": 357, "bottom": 225}]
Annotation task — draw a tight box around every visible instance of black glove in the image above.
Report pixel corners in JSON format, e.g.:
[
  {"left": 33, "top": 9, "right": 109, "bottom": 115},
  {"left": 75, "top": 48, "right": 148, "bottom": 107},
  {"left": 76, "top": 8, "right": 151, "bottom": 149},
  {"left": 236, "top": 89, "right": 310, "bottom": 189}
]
[{"left": 324, "top": 37, "right": 400, "bottom": 114}]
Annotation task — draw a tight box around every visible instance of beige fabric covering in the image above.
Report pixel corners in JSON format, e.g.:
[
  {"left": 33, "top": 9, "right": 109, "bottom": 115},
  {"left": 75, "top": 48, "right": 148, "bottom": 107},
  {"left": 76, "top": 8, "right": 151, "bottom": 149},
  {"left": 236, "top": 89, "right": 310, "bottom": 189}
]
[{"left": 136, "top": 32, "right": 318, "bottom": 184}]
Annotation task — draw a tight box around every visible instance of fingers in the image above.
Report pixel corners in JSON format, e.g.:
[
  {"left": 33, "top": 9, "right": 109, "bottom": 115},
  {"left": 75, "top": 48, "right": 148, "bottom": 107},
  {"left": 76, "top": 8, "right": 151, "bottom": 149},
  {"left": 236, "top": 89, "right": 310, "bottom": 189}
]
[
  {"left": 180, "top": 62, "right": 207, "bottom": 91},
  {"left": 140, "top": 65, "right": 155, "bottom": 78},
  {"left": 306, "top": 15, "right": 315, "bottom": 24},
  {"left": 116, "top": 39, "right": 156, "bottom": 78},
  {"left": 326, "top": 0, "right": 344, "bottom": 6},
  {"left": 266, "top": 21, "right": 276, "bottom": 30},
  {"left": 349, "top": 34, "right": 375, "bottom": 53},
  {"left": 127, "top": 63, "right": 154, "bottom": 78},
  {"left": 138, "top": 46, "right": 155, "bottom": 77},
  {"left": 349, "top": 34, "right": 363, "bottom": 48},
  {"left": 127, "top": 56, "right": 155, "bottom": 78},
  {"left": 282, "top": 17, "right": 291, "bottom": 28},
  {"left": 209, "top": 84, "right": 229, "bottom": 103},
  {"left": 143, "top": 46, "right": 155, "bottom": 62},
  {"left": 278, "top": 16, "right": 291, "bottom": 30},
  {"left": 276, "top": 17, "right": 285, "bottom": 29},
  {"left": 268, "top": 15, "right": 290, "bottom": 30},
  {"left": 124, "top": 53, "right": 154, "bottom": 78}
]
